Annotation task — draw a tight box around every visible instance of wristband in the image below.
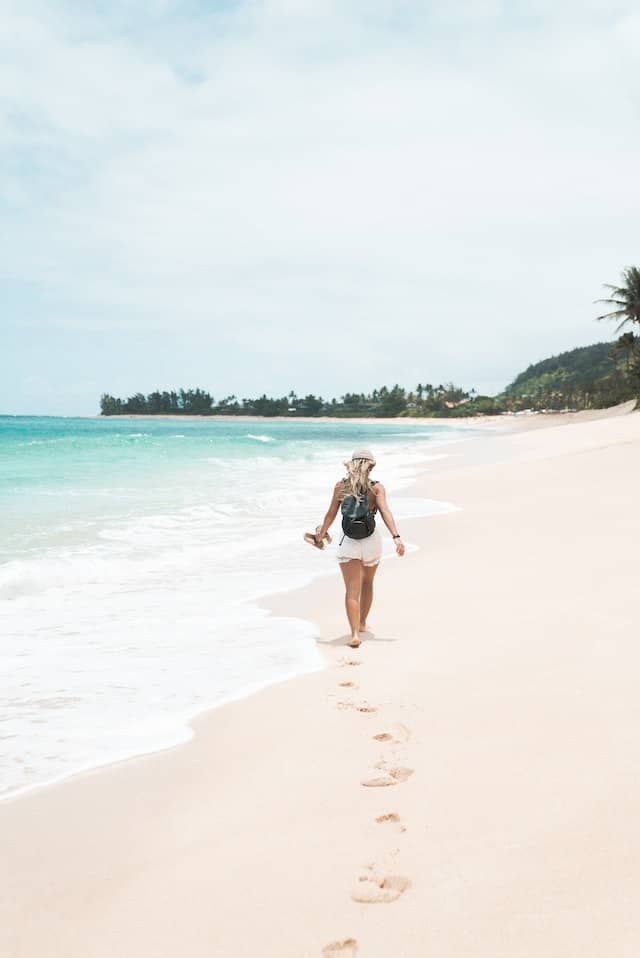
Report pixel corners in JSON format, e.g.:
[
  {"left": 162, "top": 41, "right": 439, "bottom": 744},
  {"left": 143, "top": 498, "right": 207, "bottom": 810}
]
[{"left": 393, "top": 534, "right": 401, "bottom": 539}]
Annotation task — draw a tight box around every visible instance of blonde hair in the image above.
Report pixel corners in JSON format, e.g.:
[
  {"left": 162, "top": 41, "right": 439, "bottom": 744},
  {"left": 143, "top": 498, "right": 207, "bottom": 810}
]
[{"left": 341, "top": 457, "right": 375, "bottom": 503}]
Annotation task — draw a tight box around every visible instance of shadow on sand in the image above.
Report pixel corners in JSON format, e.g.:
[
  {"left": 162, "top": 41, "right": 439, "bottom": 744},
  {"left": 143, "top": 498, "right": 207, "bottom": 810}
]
[{"left": 316, "top": 631, "right": 398, "bottom": 647}]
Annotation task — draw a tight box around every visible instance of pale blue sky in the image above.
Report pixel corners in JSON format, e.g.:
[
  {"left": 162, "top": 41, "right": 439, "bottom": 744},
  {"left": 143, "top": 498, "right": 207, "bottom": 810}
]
[{"left": 2, "top": 0, "right": 639, "bottom": 414}]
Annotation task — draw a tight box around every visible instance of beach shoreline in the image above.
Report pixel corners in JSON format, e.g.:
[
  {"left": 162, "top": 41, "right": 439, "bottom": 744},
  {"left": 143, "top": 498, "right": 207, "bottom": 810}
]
[
  {"left": 72, "top": 402, "right": 633, "bottom": 432},
  {"left": 11, "top": 405, "right": 629, "bottom": 428},
  {"left": 2, "top": 402, "right": 639, "bottom": 956},
  {"left": 86, "top": 412, "right": 507, "bottom": 425}
]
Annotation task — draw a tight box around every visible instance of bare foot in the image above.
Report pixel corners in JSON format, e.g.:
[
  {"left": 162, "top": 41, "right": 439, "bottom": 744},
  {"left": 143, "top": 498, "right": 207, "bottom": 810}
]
[{"left": 348, "top": 636, "right": 361, "bottom": 648}]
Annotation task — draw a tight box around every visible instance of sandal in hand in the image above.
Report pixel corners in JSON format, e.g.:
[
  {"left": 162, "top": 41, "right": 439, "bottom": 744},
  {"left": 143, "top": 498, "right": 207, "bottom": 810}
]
[{"left": 303, "top": 527, "right": 332, "bottom": 550}]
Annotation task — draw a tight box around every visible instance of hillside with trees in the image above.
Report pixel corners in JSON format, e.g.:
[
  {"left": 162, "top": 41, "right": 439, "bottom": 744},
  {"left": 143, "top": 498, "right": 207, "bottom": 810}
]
[{"left": 499, "top": 341, "right": 637, "bottom": 411}]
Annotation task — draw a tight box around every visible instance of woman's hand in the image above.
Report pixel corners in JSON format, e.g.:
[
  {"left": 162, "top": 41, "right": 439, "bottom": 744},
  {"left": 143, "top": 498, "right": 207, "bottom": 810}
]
[{"left": 395, "top": 537, "right": 405, "bottom": 557}]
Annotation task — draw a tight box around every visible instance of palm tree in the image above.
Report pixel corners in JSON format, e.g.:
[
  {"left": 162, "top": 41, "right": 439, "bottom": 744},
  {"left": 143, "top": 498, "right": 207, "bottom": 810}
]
[
  {"left": 598, "top": 271, "right": 640, "bottom": 409},
  {"left": 612, "top": 331, "right": 638, "bottom": 372},
  {"left": 595, "top": 266, "right": 640, "bottom": 333}
]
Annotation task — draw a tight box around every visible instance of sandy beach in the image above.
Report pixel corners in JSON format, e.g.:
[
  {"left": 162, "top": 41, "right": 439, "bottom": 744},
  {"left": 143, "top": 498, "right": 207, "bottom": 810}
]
[{"left": 2, "top": 404, "right": 640, "bottom": 957}]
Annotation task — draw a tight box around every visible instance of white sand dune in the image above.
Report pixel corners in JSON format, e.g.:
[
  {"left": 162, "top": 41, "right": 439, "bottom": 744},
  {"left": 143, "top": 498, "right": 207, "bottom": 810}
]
[{"left": 2, "top": 405, "right": 640, "bottom": 957}]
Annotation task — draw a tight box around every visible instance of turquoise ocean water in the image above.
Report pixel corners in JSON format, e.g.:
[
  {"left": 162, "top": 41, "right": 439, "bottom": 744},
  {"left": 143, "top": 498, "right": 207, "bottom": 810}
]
[{"left": 0, "top": 415, "right": 470, "bottom": 799}]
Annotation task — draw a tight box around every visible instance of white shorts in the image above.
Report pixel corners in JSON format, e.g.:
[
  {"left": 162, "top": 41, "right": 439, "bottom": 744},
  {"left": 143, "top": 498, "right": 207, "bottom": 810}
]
[{"left": 336, "top": 526, "right": 382, "bottom": 567}]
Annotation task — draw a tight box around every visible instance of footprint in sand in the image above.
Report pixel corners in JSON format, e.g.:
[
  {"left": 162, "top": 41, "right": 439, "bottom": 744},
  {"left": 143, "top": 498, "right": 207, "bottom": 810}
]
[
  {"left": 339, "top": 658, "right": 362, "bottom": 668},
  {"left": 376, "top": 811, "right": 400, "bottom": 823},
  {"left": 372, "top": 723, "right": 410, "bottom": 745},
  {"left": 322, "top": 938, "right": 358, "bottom": 956},
  {"left": 361, "top": 765, "right": 413, "bottom": 787},
  {"left": 351, "top": 867, "right": 410, "bottom": 904},
  {"left": 375, "top": 811, "right": 407, "bottom": 833},
  {"left": 337, "top": 700, "right": 377, "bottom": 714}
]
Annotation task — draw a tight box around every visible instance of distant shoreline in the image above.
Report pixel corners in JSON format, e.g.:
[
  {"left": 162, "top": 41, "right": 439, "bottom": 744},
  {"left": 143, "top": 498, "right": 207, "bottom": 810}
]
[
  {"left": 90, "top": 412, "right": 504, "bottom": 426},
  {"left": 90, "top": 406, "right": 631, "bottom": 426},
  {"left": 4, "top": 406, "right": 632, "bottom": 426}
]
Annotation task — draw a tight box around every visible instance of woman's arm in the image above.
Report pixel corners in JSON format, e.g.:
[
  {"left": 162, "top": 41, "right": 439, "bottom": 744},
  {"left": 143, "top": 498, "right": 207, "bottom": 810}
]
[
  {"left": 315, "top": 481, "right": 344, "bottom": 543},
  {"left": 373, "top": 483, "right": 405, "bottom": 556}
]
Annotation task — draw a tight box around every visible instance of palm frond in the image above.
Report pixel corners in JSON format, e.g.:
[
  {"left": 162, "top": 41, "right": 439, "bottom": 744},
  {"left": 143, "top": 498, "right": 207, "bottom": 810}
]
[
  {"left": 594, "top": 297, "right": 626, "bottom": 308},
  {"left": 596, "top": 267, "right": 640, "bottom": 331},
  {"left": 596, "top": 308, "right": 626, "bottom": 321}
]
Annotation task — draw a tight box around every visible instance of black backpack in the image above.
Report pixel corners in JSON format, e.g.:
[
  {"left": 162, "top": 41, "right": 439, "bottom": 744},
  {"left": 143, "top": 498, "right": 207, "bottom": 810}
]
[{"left": 341, "top": 480, "right": 378, "bottom": 540}]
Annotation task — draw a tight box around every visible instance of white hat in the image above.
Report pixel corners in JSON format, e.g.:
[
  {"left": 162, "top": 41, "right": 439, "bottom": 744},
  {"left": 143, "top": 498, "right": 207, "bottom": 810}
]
[{"left": 350, "top": 448, "right": 376, "bottom": 463}]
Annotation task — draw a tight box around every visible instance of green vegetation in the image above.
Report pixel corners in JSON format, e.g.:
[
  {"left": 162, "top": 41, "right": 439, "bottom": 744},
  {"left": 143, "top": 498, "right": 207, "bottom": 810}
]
[
  {"left": 497, "top": 267, "right": 640, "bottom": 411},
  {"left": 499, "top": 341, "right": 634, "bottom": 411},
  {"left": 100, "top": 266, "right": 640, "bottom": 417},
  {"left": 100, "top": 383, "right": 495, "bottom": 418},
  {"left": 99, "top": 347, "right": 633, "bottom": 419},
  {"left": 596, "top": 266, "right": 640, "bottom": 334},
  {"left": 594, "top": 266, "right": 640, "bottom": 409}
]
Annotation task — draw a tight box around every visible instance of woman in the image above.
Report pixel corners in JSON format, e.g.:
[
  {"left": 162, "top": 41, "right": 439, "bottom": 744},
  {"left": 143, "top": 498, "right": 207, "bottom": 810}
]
[{"left": 313, "top": 449, "right": 405, "bottom": 648}]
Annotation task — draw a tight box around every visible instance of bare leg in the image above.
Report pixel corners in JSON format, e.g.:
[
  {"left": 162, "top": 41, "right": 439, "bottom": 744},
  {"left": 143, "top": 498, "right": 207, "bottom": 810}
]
[
  {"left": 359, "top": 562, "right": 379, "bottom": 631},
  {"left": 339, "top": 560, "right": 363, "bottom": 646}
]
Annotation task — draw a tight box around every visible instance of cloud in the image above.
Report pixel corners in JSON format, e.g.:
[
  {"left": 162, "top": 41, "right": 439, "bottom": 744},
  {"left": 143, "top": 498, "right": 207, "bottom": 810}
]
[{"left": 2, "top": 0, "right": 639, "bottom": 411}]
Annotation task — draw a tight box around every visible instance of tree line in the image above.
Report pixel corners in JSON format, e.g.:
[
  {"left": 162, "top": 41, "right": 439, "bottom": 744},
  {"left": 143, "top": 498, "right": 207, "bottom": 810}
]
[
  {"left": 100, "top": 266, "right": 640, "bottom": 417},
  {"left": 100, "top": 383, "right": 502, "bottom": 418}
]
